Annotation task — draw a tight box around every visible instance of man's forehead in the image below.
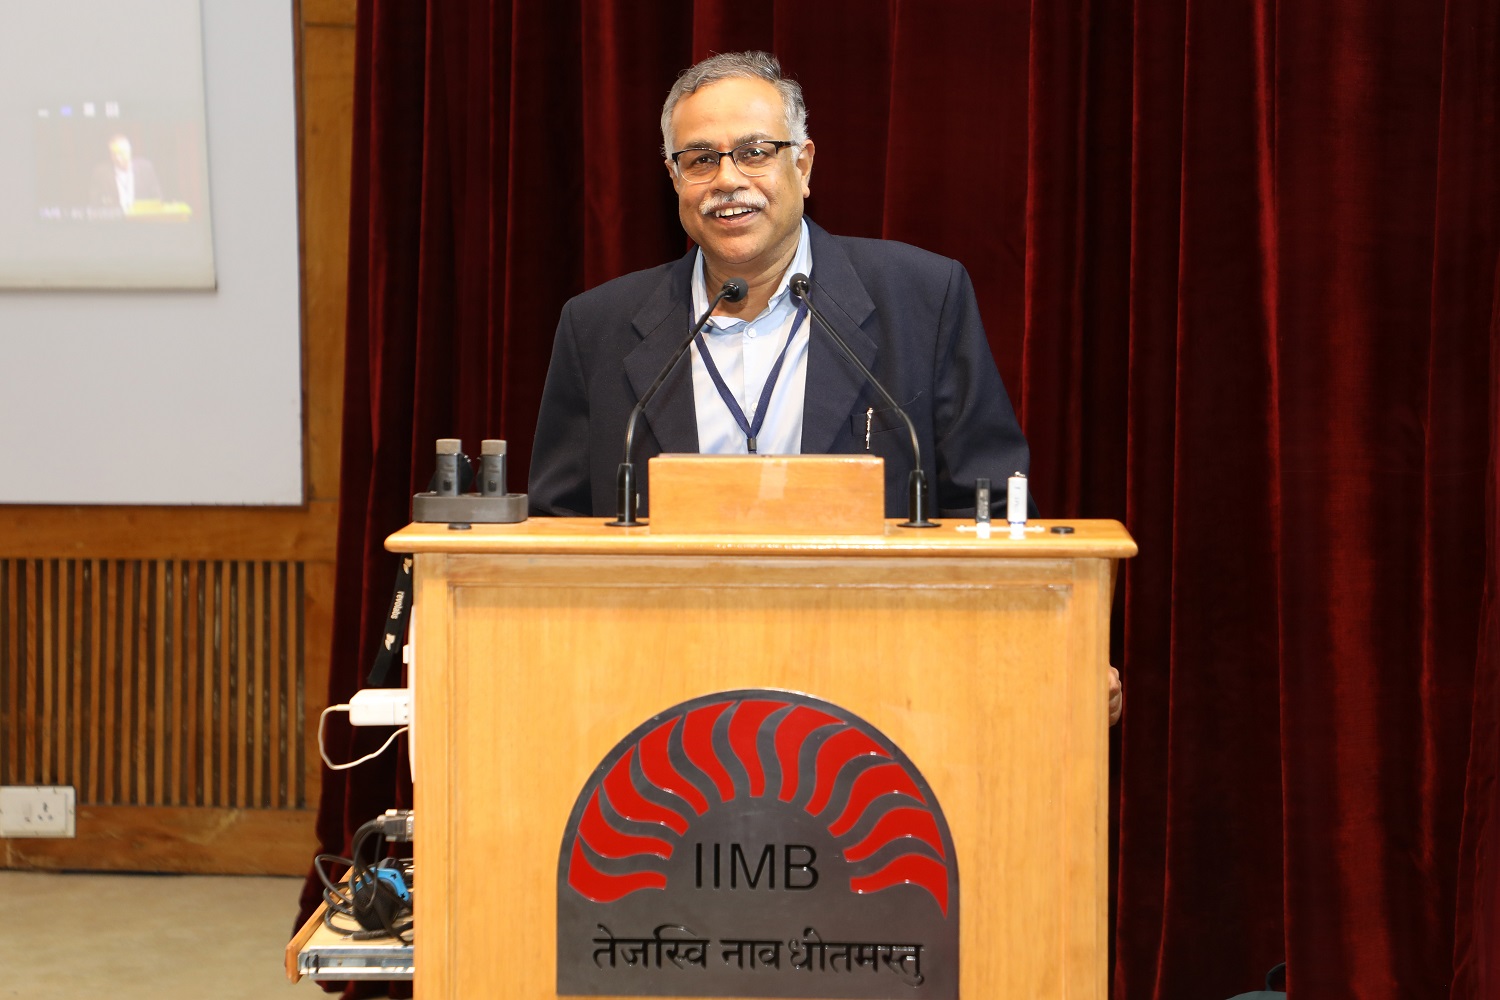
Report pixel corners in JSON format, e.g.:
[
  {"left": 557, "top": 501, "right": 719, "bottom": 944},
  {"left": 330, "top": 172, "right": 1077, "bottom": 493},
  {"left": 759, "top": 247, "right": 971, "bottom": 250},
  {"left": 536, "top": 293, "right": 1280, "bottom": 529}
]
[{"left": 670, "top": 77, "right": 785, "bottom": 140}]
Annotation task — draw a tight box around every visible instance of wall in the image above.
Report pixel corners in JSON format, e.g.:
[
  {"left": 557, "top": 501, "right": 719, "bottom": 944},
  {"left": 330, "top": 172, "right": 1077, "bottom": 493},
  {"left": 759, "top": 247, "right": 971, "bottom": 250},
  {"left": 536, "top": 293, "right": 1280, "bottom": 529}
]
[
  {"left": 0, "top": 0, "right": 356, "bottom": 875},
  {"left": 0, "top": 1, "right": 304, "bottom": 506}
]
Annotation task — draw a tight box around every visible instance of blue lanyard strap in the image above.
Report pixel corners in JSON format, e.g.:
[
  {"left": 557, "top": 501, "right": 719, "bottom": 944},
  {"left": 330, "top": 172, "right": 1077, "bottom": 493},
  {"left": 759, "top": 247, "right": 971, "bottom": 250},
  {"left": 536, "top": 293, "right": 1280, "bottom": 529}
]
[{"left": 693, "top": 300, "right": 809, "bottom": 453}]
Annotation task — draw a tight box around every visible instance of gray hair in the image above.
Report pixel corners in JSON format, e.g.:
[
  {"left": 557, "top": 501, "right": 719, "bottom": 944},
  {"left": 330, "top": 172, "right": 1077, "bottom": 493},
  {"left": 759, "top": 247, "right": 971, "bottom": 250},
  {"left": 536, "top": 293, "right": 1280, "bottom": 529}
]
[{"left": 660, "top": 50, "right": 809, "bottom": 155}]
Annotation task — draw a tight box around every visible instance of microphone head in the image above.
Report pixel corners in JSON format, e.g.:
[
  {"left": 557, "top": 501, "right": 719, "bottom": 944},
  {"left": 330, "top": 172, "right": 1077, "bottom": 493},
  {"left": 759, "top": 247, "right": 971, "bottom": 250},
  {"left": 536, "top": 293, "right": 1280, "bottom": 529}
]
[
  {"left": 789, "top": 272, "right": 811, "bottom": 298},
  {"left": 720, "top": 277, "right": 749, "bottom": 302}
]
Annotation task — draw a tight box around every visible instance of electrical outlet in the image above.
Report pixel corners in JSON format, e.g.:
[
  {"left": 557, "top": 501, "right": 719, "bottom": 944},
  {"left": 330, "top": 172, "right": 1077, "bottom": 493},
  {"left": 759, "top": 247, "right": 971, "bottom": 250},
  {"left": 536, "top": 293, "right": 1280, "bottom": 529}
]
[{"left": 0, "top": 785, "right": 76, "bottom": 838}]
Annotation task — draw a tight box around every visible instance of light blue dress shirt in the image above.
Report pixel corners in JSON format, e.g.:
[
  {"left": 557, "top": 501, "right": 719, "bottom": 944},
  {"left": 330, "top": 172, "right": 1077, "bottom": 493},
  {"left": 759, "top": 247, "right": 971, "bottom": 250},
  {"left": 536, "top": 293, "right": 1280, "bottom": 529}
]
[{"left": 688, "top": 219, "right": 814, "bottom": 456}]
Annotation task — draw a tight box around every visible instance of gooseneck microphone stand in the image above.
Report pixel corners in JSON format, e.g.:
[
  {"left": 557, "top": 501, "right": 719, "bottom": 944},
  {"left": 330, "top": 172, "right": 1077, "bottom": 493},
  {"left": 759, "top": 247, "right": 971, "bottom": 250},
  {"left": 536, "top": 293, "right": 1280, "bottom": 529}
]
[
  {"left": 789, "top": 273, "right": 937, "bottom": 527},
  {"left": 607, "top": 276, "right": 749, "bottom": 526}
]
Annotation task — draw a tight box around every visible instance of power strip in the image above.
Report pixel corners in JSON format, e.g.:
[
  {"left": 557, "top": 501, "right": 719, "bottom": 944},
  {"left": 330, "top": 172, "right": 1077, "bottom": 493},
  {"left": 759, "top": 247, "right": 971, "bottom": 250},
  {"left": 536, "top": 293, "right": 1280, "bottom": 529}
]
[{"left": 349, "top": 688, "right": 413, "bottom": 727}]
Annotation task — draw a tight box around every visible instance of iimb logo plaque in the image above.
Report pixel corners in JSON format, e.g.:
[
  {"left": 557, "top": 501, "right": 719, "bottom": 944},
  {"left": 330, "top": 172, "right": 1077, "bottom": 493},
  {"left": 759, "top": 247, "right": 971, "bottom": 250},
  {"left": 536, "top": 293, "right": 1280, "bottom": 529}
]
[{"left": 556, "top": 691, "right": 959, "bottom": 998}]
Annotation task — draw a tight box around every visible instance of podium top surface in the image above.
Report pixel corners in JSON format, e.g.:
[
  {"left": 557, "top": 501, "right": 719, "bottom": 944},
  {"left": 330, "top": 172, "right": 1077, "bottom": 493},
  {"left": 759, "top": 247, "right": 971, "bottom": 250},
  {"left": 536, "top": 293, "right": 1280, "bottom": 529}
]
[{"left": 387, "top": 517, "right": 1136, "bottom": 559}]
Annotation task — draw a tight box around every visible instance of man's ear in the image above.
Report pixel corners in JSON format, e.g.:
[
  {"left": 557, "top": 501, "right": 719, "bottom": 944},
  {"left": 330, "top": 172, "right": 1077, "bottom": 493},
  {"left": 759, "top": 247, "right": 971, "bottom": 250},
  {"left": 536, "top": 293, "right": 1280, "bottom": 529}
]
[
  {"left": 665, "top": 158, "right": 682, "bottom": 193},
  {"left": 796, "top": 140, "right": 815, "bottom": 198}
]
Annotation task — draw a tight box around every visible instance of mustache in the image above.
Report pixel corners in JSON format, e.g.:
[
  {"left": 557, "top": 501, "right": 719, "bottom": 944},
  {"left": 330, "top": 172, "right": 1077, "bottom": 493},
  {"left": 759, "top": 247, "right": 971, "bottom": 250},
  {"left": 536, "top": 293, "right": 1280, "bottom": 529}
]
[{"left": 698, "top": 192, "right": 767, "bottom": 216}]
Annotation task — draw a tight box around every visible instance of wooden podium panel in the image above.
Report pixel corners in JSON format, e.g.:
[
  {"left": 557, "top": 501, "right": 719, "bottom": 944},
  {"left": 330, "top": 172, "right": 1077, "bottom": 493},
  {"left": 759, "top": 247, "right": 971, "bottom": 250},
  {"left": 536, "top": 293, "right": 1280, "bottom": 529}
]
[
  {"left": 388, "top": 519, "right": 1135, "bottom": 1000},
  {"left": 646, "top": 454, "right": 885, "bottom": 535}
]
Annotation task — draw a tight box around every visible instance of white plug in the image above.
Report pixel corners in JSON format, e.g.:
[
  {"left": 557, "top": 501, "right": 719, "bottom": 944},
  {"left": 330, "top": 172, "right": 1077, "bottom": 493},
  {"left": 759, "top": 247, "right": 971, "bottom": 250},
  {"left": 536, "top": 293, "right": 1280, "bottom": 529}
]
[{"left": 349, "top": 688, "right": 413, "bottom": 727}]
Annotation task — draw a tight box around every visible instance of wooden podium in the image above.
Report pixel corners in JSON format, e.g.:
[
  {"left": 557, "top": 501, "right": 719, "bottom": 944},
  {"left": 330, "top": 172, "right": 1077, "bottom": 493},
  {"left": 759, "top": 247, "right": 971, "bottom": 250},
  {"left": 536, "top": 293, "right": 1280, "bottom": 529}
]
[{"left": 388, "top": 457, "right": 1135, "bottom": 1000}]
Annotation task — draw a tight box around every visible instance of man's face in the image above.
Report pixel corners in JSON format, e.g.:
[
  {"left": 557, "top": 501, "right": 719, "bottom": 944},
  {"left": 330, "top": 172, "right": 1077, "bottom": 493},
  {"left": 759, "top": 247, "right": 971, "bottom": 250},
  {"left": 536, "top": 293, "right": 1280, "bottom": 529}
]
[
  {"left": 109, "top": 138, "right": 132, "bottom": 170},
  {"left": 665, "top": 77, "right": 814, "bottom": 277}
]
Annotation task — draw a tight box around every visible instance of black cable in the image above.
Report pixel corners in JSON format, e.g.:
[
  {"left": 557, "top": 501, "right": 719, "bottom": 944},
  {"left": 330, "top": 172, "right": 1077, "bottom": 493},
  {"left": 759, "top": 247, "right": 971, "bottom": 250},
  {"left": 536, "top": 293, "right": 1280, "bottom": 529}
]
[{"left": 312, "top": 817, "right": 415, "bottom": 943}]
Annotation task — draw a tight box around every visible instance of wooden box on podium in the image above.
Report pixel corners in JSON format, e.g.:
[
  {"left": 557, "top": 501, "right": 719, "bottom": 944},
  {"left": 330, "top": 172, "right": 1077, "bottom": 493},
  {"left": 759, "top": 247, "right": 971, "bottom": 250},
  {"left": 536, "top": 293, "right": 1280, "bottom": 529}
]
[{"left": 389, "top": 456, "right": 1135, "bottom": 999}]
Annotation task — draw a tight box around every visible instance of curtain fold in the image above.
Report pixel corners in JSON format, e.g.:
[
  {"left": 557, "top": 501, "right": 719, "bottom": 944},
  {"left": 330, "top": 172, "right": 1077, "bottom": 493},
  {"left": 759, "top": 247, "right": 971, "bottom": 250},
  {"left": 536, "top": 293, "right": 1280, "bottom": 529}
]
[
  {"left": 1453, "top": 250, "right": 1500, "bottom": 996},
  {"left": 304, "top": 2, "right": 1500, "bottom": 996}
]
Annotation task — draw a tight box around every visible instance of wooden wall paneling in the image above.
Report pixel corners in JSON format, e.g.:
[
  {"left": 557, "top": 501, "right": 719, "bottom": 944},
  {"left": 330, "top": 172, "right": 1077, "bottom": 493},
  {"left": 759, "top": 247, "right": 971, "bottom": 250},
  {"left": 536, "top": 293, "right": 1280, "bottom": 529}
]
[
  {"left": 174, "top": 562, "right": 188, "bottom": 805},
  {"left": 3, "top": 562, "right": 17, "bottom": 783},
  {"left": 232, "top": 560, "right": 247, "bottom": 809},
  {"left": 82, "top": 561, "right": 94, "bottom": 802},
  {"left": 100, "top": 562, "right": 116, "bottom": 803},
  {"left": 69, "top": 560, "right": 85, "bottom": 804},
  {"left": 1, "top": 4, "right": 354, "bottom": 874},
  {"left": 2, "top": 563, "right": 12, "bottom": 783},
  {"left": 301, "top": 0, "right": 356, "bottom": 27},
  {"left": 302, "top": 13, "right": 355, "bottom": 502},
  {"left": 271, "top": 562, "right": 287, "bottom": 808},
  {"left": 1, "top": 557, "right": 326, "bottom": 868},
  {"left": 150, "top": 560, "right": 162, "bottom": 805},
  {"left": 185, "top": 560, "right": 202, "bottom": 806},
  {"left": 162, "top": 562, "right": 175, "bottom": 805},
  {"left": 249, "top": 560, "right": 263, "bottom": 808},
  {"left": 0, "top": 506, "right": 338, "bottom": 562},
  {"left": 249, "top": 562, "right": 264, "bottom": 808},
  {"left": 279, "top": 560, "right": 293, "bottom": 808},
  {"left": 259, "top": 562, "right": 274, "bottom": 808},
  {"left": 237, "top": 561, "right": 249, "bottom": 807},
  {"left": 301, "top": 560, "right": 333, "bottom": 809},
  {"left": 215, "top": 560, "right": 229, "bottom": 809},
  {"left": 26, "top": 563, "right": 37, "bottom": 784},
  {"left": 40, "top": 561, "right": 51, "bottom": 785},
  {"left": 130, "top": 561, "right": 143, "bottom": 802},
  {"left": 29, "top": 561, "right": 41, "bottom": 785},
  {"left": 59, "top": 563, "right": 68, "bottom": 787},
  {"left": 25, "top": 563, "right": 40, "bottom": 783},
  {"left": 5, "top": 804, "right": 319, "bottom": 874},
  {"left": 124, "top": 560, "right": 137, "bottom": 804},
  {"left": 48, "top": 561, "right": 58, "bottom": 785},
  {"left": 255, "top": 562, "right": 267, "bottom": 808}
]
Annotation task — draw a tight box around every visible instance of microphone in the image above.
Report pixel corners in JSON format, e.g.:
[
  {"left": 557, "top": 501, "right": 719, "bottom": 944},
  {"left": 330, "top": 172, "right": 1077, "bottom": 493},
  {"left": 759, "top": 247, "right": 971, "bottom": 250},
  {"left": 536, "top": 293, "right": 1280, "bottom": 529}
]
[
  {"left": 607, "top": 276, "right": 749, "bottom": 526},
  {"left": 789, "top": 273, "right": 936, "bottom": 527}
]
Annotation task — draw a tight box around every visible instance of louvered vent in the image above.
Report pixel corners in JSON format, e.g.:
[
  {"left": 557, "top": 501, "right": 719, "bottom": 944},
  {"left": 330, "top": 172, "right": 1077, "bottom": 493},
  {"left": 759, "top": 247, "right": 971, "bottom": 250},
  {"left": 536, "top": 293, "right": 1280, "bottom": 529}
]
[{"left": 0, "top": 560, "right": 307, "bottom": 809}]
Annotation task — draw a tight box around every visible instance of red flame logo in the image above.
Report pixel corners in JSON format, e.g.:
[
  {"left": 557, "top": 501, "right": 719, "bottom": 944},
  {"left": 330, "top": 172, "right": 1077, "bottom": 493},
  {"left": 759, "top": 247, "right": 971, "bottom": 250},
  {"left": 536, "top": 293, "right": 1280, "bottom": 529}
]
[{"left": 565, "top": 696, "right": 951, "bottom": 914}]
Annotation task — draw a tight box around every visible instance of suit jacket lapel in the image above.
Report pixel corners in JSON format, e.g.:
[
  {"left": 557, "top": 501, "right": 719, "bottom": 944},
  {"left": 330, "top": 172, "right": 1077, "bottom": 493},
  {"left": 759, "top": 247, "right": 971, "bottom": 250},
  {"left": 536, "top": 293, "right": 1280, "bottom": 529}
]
[
  {"left": 624, "top": 250, "right": 700, "bottom": 454},
  {"left": 622, "top": 222, "right": 876, "bottom": 458},
  {"left": 800, "top": 221, "right": 878, "bottom": 454}
]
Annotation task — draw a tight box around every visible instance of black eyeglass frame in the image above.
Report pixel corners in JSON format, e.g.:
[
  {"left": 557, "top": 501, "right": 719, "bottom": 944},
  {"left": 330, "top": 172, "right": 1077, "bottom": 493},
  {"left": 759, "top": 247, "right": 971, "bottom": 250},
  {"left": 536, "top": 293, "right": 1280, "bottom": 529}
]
[{"left": 669, "top": 140, "right": 800, "bottom": 180}]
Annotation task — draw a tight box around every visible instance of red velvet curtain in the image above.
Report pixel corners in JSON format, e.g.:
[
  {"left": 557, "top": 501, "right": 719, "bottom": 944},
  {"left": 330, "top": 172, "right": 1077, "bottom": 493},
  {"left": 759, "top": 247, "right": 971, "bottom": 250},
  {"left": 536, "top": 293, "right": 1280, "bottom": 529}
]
[{"left": 302, "top": 2, "right": 1500, "bottom": 997}]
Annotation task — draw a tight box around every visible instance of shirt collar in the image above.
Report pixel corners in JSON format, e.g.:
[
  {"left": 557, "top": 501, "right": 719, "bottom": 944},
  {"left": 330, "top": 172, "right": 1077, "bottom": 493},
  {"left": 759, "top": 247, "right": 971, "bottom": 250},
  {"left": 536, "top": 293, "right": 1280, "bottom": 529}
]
[{"left": 691, "top": 218, "right": 813, "bottom": 331}]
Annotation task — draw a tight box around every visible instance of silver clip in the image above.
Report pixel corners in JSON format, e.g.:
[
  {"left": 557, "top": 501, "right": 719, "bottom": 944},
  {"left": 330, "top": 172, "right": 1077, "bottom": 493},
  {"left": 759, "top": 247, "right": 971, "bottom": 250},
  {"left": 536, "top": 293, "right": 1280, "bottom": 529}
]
[{"left": 865, "top": 407, "right": 874, "bottom": 450}]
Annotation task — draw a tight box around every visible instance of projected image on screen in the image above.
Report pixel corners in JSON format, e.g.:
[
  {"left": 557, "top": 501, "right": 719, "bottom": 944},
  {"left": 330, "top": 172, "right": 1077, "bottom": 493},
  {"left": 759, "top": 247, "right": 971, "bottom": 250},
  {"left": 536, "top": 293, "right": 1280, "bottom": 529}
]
[
  {"left": 0, "top": 3, "right": 217, "bottom": 289},
  {"left": 35, "top": 107, "right": 208, "bottom": 224}
]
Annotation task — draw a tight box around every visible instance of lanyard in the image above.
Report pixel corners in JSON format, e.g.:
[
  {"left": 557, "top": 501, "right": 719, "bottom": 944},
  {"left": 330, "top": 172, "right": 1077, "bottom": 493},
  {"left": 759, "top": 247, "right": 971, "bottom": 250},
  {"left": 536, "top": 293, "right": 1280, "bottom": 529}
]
[
  {"left": 367, "top": 554, "right": 413, "bottom": 686},
  {"left": 693, "top": 300, "right": 809, "bottom": 453}
]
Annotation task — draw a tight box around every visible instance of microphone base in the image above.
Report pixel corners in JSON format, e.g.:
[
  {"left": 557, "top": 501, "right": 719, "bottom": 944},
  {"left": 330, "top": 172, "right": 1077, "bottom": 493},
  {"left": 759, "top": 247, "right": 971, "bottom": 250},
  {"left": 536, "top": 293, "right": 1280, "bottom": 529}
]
[
  {"left": 900, "top": 469, "right": 938, "bottom": 528},
  {"left": 608, "top": 462, "right": 643, "bottom": 527}
]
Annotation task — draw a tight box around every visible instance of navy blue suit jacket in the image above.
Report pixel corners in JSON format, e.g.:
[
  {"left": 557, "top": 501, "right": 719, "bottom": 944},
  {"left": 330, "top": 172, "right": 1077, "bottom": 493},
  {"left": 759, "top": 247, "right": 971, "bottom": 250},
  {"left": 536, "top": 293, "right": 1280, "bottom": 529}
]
[{"left": 528, "top": 220, "right": 1030, "bottom": 518}]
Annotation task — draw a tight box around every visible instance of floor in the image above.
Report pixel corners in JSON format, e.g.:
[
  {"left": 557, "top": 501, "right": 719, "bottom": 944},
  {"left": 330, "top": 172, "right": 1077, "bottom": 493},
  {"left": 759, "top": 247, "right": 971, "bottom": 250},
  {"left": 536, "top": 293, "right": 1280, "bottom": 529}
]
[{"left": 0, "top": 870, "right": 312, "bottom": 1000}]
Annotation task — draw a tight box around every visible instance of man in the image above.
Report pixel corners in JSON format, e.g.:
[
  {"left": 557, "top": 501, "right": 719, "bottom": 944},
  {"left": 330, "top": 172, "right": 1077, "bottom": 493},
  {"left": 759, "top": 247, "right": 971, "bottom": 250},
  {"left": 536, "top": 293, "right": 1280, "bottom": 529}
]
[
  {"left": 528, "top": 51, "right": 1121, "bottom": 721},
  {"left": 89, "top": 134, "right": 162, "bottom": 211},
  {"left": 529, "top": 50, "right": 1028, "bottom": 522}
]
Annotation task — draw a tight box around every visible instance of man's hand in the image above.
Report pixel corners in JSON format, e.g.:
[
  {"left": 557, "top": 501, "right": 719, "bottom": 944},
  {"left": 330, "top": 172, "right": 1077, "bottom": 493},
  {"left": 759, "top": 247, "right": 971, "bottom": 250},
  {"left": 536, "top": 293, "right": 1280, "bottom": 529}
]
[{"left": 1108, "top": 666, "right": 1122, "bottom": 726}]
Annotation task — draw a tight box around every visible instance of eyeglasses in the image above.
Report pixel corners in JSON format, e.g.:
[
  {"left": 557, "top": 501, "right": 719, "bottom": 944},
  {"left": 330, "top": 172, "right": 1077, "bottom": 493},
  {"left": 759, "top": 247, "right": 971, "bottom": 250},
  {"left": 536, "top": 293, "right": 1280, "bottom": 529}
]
[{"left": 670, "top": 140, "right": 798, "bottom": 182}]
